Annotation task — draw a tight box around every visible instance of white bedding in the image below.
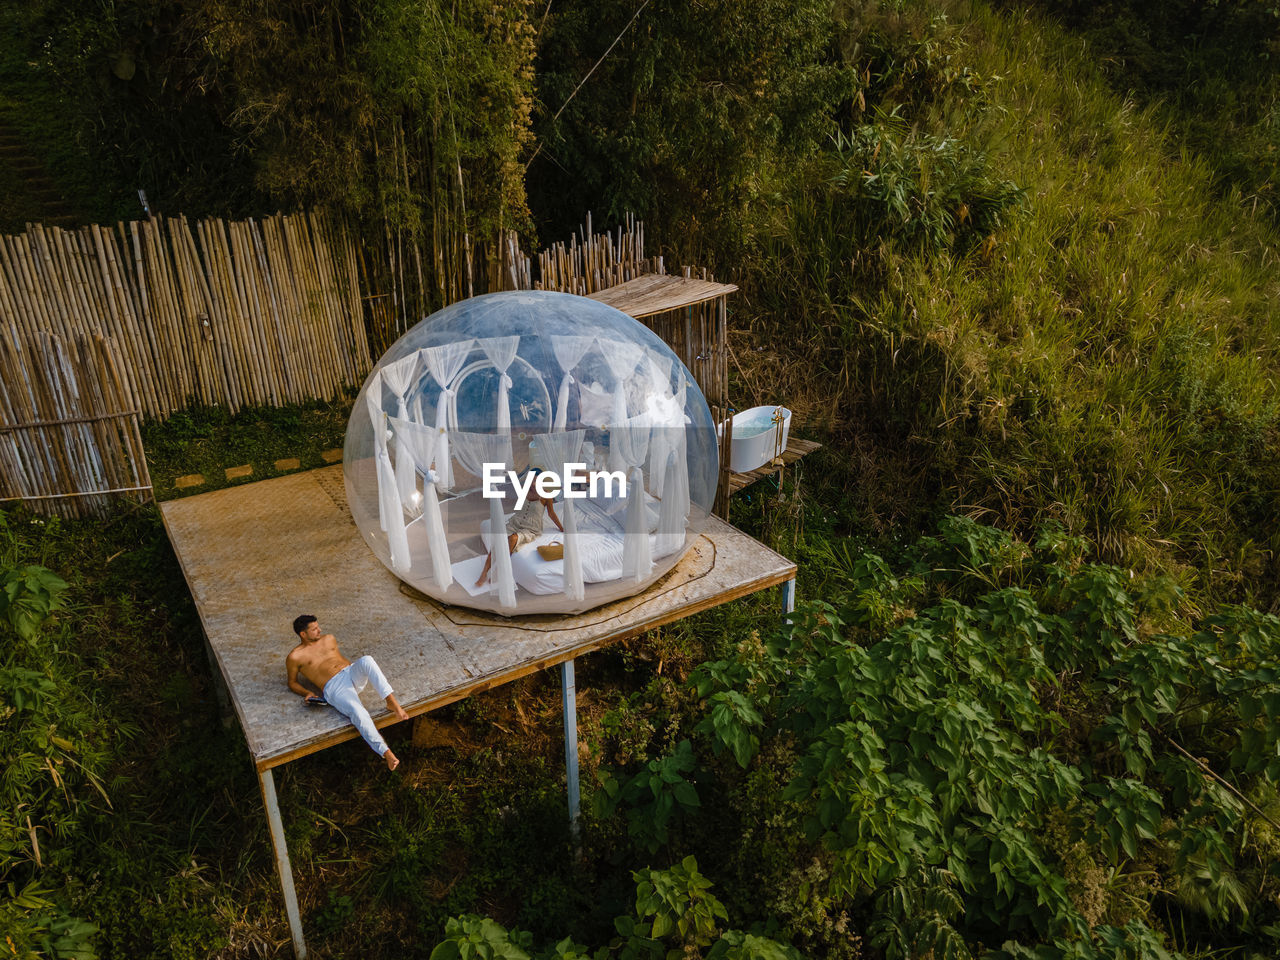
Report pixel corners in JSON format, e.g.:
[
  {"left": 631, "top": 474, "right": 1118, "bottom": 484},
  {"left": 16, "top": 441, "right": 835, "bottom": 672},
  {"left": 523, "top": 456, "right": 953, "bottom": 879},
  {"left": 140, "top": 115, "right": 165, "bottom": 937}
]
[{"left": 453, "top": 491, "right": 681, "bottom": 597}]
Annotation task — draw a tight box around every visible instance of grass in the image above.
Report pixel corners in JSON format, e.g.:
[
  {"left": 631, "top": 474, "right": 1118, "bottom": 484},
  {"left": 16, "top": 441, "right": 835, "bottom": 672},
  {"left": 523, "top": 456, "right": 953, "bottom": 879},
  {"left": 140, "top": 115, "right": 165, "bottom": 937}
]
[
  {"left": 732, "top": 0, "right": 1280, "bottom": 612},
  {"left": 142, "top": 396, "right": 355, "bottom": 499}
]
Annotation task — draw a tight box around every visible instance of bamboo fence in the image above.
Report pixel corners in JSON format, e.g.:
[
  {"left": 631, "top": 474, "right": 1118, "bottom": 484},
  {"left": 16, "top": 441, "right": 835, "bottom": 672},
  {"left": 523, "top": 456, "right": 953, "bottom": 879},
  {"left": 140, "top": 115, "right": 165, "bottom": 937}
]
[
  {"left": 355, "top": 225, "right": 533, "bottom": 355},
  {"left": 0, "top": 211, "right": 372, "bottom": 419},
  {"left": 536, "top": 212, "right": 663, "bottom": 295},
  {"left": 0, "top": 329, "right": 151, "bottom": 518},
  {"left": 0, "top": 207, "right": 746, "bottom": 515}
]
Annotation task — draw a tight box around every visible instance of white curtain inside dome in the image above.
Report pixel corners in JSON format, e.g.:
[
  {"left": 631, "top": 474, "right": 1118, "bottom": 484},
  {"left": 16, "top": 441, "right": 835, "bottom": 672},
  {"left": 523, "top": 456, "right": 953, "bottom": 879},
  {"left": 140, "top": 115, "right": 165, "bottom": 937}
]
[
  {"left": 656, "top": 449, "right": 685, "bottom": 557},
  {"left": 671, "top": 375, "right": 691, "bottom": 523},
  {"left": 382, "top": 353, "right": 419, "bottom": 419},
  {"left": 471, "top": 431, "right": 518, "bottom": 608},
  {"left": 533, "top": 429, "right": 586, "bottom": 601},
  {"left": 645, "top": 348, "right": 675, "bottom": 393},
  {"left": 389, "top": 416, "right": 452, "bottom": 589},
  {"left": 550, "top": 335, "right": 596, "bottom": 431},
  {"left": 382, "top": 353, "right": 420, "bottom": 503},
  {"left": 595, "top": 338, "right": 644, "bottom": 472},
  {"left": 450, "top": 429, "right": 506, "bottom": 484},
  {"left": 377, "top": 445, "right": 411, "bottom": 573},
  {"left": 422, "top": 339, "right": 475, "bottom": 491},
  {"left": 643, "top": 348, "right": 678, "bottom": 497},
  {"left": 477, "top": 336, "right": 519, "bottom": 467},
  {"left": 577, "top": 381, "right": 612, "bottom": 428},
  {"left": 365, "top": 370, "right": 389, "bottom": 531},
  {"left": 613, "top": 412, "right": 653, "bottom": 582}
]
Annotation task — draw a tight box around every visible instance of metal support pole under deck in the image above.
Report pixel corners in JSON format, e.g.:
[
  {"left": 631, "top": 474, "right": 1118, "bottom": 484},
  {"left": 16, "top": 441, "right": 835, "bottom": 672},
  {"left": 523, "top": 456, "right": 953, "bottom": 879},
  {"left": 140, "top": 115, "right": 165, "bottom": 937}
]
[
  {"left": 259, "top": 768, "right": 307, "bottom": 959},
  {"left": 782, "top": 577, "right": 796, "bottom": 620},
  {"left": 561, "top": 659, "right": 581, "bottom": 834}
]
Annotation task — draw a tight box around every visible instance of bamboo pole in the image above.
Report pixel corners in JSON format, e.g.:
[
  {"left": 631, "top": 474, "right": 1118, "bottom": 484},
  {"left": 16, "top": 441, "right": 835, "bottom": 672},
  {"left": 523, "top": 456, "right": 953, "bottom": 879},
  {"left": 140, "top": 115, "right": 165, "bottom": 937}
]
[
  {"left": 0, "top": 235, "right": 24, "bottom": 325},
  {"left": 144, "top": 217, "right": 193, "bottom": 409},
  {"left": 249, "top": 217, "right": 295, "bottom": 403},
  {"left": 102, "top": 335, "right": 153, "bottom": 498},
  {"left": 27, "top": 227, "right": 74, "bottom": 345},
  {"left": 311, "top": 210, "right": 360, "bottom": 391},
  {"left": 0, "top": 330, "right": 46, "bottom": 508},
  {"left": 114, "top": 220, "right": 154, "bottom": 408},
  {"left": 0, "top": 238, "right": 45, "bottom": 370},
  {"left": 129, "top": 220, "right": 175, "bottom": 414},
  {"left": 312, "top": 211, "right": 356, "bottom": 386},
  {"left": 40, "top": 226, "right": 87, "bottom": 341},
  {"left": 139, "top": 217, "right": 182, "bottom": 413},
  {"left": 0, "top": 336, "right": 31, "bottom": 506},
  {"left": 96, "top": 224, "right": 158, "bottom": 417},
  {"left": 293, "top": 213, "right": 341, "bottom": 398},
  {"left": 177, "top": 215, "right": 237, "bottom": 409},
  {"left": 231, "top": 218, "right": 284, "bottom": 405},
  {"left": 260, "top": 215, "right": 306, "bottom": 403},
  {"left": 222, "top": 219, "right": 268, "bottom": 405},
  {"left": 211, "top": 217, "right": 266, "bottom": 408},
  {"left": 306, "top": 211, "right": 353, "bottom": 396},
  {"left": 30, "top": 334, "right": 79, "bottom": 518},
  {"left": 322, "top": 210, "right": 365, "bottom": 384},
  {"left": 75, "top": 336, "right": 122, "bottom": 508},
  {"left": 90, "top": 224, "right": 140, "bottom": 413},
  {"left": 338, "top": 218, "right": 372, "bottom": 374},
  {"left": 195, "top": 217, "right": 245, "bottom": 412},
  {"left": 11, "top": 234, "right": 64, "bottom": 345},
  {"left": 279, "top": 215, "right": 328, "bottom": 399},
  {"left": 158, "top": 216, "right": 203, "bottom": 407},
  {"left": 165, "top": 218, "right": 215, "bottom": 406}
]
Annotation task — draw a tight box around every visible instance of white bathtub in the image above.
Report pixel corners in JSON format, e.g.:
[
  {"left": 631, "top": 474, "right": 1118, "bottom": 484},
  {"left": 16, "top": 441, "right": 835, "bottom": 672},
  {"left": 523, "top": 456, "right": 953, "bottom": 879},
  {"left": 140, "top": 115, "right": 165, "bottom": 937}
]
[{"left": 720, "top": 406, "right": 791, "bottom": 474}]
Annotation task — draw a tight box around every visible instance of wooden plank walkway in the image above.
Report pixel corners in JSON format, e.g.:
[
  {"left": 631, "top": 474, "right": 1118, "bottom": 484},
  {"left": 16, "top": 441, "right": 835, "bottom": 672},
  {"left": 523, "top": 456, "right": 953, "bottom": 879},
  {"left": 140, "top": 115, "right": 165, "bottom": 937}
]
[{"left": 729, "top": 438, "right": 822, "bottom": 494}]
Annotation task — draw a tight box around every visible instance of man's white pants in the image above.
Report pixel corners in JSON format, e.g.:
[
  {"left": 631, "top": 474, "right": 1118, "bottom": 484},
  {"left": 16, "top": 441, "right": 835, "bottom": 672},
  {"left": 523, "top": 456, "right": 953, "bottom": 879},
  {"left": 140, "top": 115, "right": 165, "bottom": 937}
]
[{"left": 322, "top": 655, "right": 394, "bottom": 756}]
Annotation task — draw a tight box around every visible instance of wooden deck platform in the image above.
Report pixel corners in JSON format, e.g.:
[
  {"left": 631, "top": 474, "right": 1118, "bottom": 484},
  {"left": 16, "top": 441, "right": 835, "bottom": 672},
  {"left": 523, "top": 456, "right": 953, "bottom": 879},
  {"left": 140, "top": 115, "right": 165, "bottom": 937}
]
[
  {"left": 159, "top": 465, "right": 795, "bottom": 772},
  {"left": 729, "top": 438, "right": 823, "bottom": 494}
]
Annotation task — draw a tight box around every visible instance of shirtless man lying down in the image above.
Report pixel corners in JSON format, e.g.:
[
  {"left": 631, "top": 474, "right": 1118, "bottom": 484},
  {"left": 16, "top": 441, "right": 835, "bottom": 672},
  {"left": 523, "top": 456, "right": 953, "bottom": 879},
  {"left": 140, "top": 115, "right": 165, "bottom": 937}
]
[{"left": 285, "top": 615, "right": 410, "bottom": 771}]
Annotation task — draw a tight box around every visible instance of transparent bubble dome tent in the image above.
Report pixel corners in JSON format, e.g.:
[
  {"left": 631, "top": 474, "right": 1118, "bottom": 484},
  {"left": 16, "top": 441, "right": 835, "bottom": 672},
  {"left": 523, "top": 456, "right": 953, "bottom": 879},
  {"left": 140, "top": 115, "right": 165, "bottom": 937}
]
[{"left": 343, "top": 290, "right": 719, "bottom": 615}]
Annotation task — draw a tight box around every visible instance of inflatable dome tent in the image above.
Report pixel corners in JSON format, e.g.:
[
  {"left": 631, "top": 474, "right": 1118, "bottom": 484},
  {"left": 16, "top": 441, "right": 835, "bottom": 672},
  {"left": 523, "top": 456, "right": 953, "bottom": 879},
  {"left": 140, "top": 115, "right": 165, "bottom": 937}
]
[{"left": 343, "top": 290, "right": 719, "bottom": 615}]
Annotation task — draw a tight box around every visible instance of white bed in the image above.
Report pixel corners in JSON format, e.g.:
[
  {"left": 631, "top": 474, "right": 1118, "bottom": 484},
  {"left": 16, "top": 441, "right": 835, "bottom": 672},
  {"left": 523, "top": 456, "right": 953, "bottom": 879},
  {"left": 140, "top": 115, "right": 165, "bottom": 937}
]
[{"left": 453, "top": 491, "right": 680, "bottom": 598}]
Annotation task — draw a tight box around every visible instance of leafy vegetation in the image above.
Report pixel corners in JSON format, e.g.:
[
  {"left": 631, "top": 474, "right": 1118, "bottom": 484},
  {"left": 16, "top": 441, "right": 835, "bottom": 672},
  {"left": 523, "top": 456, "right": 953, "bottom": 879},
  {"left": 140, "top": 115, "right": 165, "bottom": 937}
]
[
  {"left": 504, "top": 517, "right": 1280, "bottom": 958},
  {"left": 3, "top": 0, "right": 1280, "bottom": 956},
  {"left": 429, "top": 857, "right": 804, "bottom": 960},
  {"left": 1040, "top": 0, "right": 1280, "bottom": 220},
  {"left": 1, "top": 560, "right": 106, "bottom": 958}
]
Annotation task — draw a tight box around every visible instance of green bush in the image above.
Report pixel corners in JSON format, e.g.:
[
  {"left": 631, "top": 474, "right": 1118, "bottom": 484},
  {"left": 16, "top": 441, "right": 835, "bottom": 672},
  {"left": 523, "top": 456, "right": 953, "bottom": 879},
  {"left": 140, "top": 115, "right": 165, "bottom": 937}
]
[
  {"left": 827, "top": 115, "right": 1024, "bottom": 252},
  {"left": 674, "top": 517, "right": 1280, "bottom": 956},
  {"left": 0, "top": 560, "right": 107, "bottom": 959},
  {"left": 430, "top": 857, "right": 803, "bottom": 960}
]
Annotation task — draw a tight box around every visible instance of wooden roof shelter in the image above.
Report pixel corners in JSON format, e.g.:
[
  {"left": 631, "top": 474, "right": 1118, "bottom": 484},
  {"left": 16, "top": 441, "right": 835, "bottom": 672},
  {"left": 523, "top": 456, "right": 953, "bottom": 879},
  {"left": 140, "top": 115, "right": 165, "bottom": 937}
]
[
  {"left": 587, "top": 274, "right": 738, "bottom": 319},
  {"left": 161, "top": 465, "right": 795, "bottom": 958}
]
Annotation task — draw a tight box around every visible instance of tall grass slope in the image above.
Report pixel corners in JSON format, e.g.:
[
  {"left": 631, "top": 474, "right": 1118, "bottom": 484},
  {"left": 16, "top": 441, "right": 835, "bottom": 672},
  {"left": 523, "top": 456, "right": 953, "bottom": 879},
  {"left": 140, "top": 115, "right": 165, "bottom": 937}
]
[{"left": 740, "top": 1, "right": 1280, "bottom": 609}]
